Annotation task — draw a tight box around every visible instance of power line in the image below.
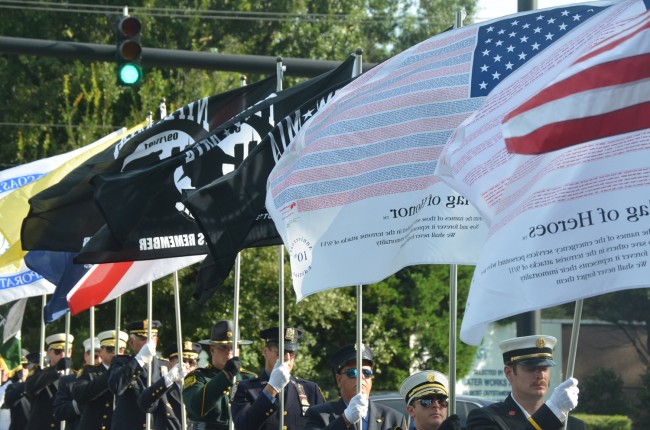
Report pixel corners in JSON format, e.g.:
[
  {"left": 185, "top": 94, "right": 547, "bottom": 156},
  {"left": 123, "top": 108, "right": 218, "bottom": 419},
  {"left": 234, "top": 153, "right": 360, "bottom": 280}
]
[{"left": 0, "top": 0, "right": 448, "bottom": 25}]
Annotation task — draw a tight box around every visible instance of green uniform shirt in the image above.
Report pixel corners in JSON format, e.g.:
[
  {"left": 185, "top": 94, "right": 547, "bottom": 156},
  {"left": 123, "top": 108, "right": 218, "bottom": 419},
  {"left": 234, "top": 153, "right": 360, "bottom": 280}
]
[{"left": 183, "top": 365, "right": 256, "bottom": 426}]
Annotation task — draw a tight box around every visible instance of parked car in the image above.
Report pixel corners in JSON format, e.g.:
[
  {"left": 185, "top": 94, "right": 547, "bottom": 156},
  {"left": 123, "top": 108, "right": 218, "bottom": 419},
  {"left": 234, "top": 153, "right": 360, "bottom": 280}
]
[{"left": 370, "top": 392, "right": 495, "bottom": 430}]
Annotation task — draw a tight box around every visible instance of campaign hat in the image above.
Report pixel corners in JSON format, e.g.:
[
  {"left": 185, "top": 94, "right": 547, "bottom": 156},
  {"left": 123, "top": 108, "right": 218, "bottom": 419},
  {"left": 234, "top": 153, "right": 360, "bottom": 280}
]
[
  {"left": 260, "top": 327, "right": 304, "bottom": 352},
  {"left": 500, "top": 335, "right": 558, "bottom": 367},
  {"left": 399, "top": 370, "right": 449, "bottom": 406},
  {"left": 205, "top": 320, "right": 252, "bottom": 345},
  {"left": 46, "top": 333, "right": 74, "bottom": 350},
  {"left": 97, "top": 330, "right": 128, "bottom": 348},
  {"left": 125, "top": 319, "right": 161, "bottom": 338},
  {"left": 330, "top": 343, "right": 374, "bottom": 374},
  {"left": 163, "top": 341, "right": 202, "bottom": 361}
]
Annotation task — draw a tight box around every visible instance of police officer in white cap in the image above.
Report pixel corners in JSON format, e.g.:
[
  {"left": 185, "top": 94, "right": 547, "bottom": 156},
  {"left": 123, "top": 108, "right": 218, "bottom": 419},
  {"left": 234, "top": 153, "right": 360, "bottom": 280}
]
[
  {"left": 24, "top": 333, "right": 74, "bottom": 430},
  {"left": 399, "top": 370, "right": 460, "bottom": 430},
  {"left": 467, "top": 335, "right": 585, "bottom": 430}
]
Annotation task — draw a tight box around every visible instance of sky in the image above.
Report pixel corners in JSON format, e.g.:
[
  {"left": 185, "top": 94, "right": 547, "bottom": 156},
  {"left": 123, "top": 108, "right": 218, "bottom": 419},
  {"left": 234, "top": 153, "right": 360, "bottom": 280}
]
[{"left": 474, "top": 0, "right": 593, "bottom": 22}]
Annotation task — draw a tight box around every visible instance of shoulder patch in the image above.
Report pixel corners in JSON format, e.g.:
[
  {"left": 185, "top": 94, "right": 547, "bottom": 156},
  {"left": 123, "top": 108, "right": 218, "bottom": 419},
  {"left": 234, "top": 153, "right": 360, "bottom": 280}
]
[
  {"left": 183, "top": 374, "right": 197, "bottom": 390},
  {"left": 229, "top": 381, "right": 239, "bottom": 402}
]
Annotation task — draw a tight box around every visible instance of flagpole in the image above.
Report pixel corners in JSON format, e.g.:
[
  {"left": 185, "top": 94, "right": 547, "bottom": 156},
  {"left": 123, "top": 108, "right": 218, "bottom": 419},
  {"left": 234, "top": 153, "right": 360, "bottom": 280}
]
[
  {"left": 563, "top": 299, "right": 583, "bottom": 430},
  {"left": 352, "top": 48, "right": 364, "bottom": 430},
  {"left": 276, "top": 56, "right": 287, "bottom": 430},
  {"left": 146, "top": 281, "right": 153, "bottom": 430},
  {"left": 228, "top": 74, "right": 247, "bottom": 430},
  {"left": 39, "top": 295, "right": 46, "bottom": 368},
  {"left": 90, "top": 306, "right": 95, "bottom": 357},
  {"left": 448, "top": 264, "right": 457, "bottom": 416},
  {"left": 172, "top": 271, "right": 187, "bottom": 430}
]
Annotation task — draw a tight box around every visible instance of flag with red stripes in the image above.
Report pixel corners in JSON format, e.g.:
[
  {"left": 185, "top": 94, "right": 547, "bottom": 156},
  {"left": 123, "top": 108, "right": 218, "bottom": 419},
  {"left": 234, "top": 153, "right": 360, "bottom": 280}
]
[
  {"left": 66, "top": 255, "right": 204, "bottom": 315},
  {"left": 504, "top": 9, "right": 650, "bottom": 154}
]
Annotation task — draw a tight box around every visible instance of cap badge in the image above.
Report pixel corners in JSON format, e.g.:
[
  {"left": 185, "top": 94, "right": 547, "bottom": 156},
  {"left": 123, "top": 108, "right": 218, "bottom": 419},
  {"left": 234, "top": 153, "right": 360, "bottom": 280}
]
[
  {"left": 184, "top": 341, "right": 192, "bottom": 351},
  {"left": 427, "top": 373, "right": 436, "bottom": 382},
  {"left": 226, "top": 331, "right": 233, "bottom": 339},
  {"left": 536, "top": 338, "right": 545, "bottom": 348},
  {"left": 143, "top": 320, "right": 149, "bottom": 330},
  {"left": 286, "top": 327, "right": 295, "bottom": 342}
]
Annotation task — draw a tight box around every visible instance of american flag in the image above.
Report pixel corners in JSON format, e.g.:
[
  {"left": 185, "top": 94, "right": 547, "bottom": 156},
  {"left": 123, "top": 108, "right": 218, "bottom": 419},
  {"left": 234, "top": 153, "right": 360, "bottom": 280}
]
[
  {"left": 265, "top": 3, "right": 619, "bottom": 300},
  {"left": 503, "top": 8, "right": 650, "bottom": 154}
]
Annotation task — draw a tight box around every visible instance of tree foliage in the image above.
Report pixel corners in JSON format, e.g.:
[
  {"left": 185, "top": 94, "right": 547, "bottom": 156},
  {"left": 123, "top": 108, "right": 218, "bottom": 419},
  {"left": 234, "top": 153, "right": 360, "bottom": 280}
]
[{"left": 4, "top": 0, "right": 479, "bottom": 396}]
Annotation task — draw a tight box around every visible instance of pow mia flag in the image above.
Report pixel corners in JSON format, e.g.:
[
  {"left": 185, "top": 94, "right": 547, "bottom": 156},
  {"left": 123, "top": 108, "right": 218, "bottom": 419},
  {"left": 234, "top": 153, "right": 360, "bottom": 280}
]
[
  {"left": 184, "top": 57, "right": 357, "bottom": 303},
  {"left": 21, "top": 76, "right": 277, "bottom": 255}
]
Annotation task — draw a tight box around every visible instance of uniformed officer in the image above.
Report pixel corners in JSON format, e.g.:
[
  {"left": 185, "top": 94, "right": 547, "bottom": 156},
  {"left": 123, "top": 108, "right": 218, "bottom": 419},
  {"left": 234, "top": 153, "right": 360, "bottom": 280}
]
[
  {"left": 138, "top": 341, "right": 201, "bottom": 430},
  {"left": 73, "top": 330, "right": 127, "bottom": 430},
  {"left": 24, "top": 333, "right": 74, "bottom": 430},
  {"left": 52, "top": 336, "right": 99, "bottom": 430},
  {"left": 108, "top": 320, "right": 166, "bottom": 430},
  {"left": 3, "top": 353, "right": 36, "bottom": 430},
  {"left": 232, "top": 326, "right": 326, "bottom": 430},
  {"left": 399, "top": 370, "right": 460, "bottom": 430},
  {"left": 183, "top": 320, "right": 256, "bottom": 430},
  {"left": 466, "top": 335, "right": 585, "bottom": 430},
  {"left": 304, "top": 343, "right": 407, "bottom": 430}
]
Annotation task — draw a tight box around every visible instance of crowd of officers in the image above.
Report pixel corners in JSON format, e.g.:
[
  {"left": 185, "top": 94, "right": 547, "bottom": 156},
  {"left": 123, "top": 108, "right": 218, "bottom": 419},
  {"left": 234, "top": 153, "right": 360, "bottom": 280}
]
[{"left": 0, "top": 319, "right": 582, "bottom": 430}]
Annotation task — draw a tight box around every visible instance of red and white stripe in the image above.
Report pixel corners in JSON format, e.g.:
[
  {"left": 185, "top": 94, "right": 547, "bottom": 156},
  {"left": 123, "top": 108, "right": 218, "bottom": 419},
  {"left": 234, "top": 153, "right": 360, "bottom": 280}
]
[
  {"left": 503, "top": 10, "right": 650, "bottom": 155},
  {"left": 66, "top": 255, "right": 204, "bottom": 315}
]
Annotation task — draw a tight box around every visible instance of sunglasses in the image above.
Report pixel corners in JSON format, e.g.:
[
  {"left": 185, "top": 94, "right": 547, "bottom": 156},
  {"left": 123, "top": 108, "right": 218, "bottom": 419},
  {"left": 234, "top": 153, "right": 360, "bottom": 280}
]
[
  {"left": 51, "top": 348, "right": 64, "bottom": 355},
  {"left": 103, "top": 346, "right": 115, "bottom": 353},
  {"left": 417, "top": 396, "right": 449, "bottom": 408},
  {"left": 342, "top": 368, "right": 374, "bottom": 379}
]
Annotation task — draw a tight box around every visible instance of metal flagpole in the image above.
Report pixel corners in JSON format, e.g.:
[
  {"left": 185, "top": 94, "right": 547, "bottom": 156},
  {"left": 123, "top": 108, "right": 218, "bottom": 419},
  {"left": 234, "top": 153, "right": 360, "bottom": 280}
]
[
  {"left": 228, "top": 74, "right": 247, "bottom": 430},
  {"left": 173, "top": 271, "right": 187, "bottom": 430},
  {"left": 62, "top": 311, "right": 71, "bottom": 429},
  {"left": 447, "top": 10, "right": 465, "bottom": 417},
  {"left": 113, "top": 296, "right": 121, "bottom": 412},
  {"left": 276, "top": 56, "right": 287, "bottom": 430},
  {"left": 39, "top": 295, "right": 46, "bottom": 368},
  {"left": 448, "top": 265, "right": 458, "bottom": 416},
  {"left": 563, "top": 299, "right": 583, "bottom": 430},
  {"left": 146, "top": 281, "right": 153, "bottom": 430},
  {"left": 89, "top": 306, "right": 96, "bottom": 357},
  {"left": 352, "top": 48, "right": 364, "bottom": 430}
]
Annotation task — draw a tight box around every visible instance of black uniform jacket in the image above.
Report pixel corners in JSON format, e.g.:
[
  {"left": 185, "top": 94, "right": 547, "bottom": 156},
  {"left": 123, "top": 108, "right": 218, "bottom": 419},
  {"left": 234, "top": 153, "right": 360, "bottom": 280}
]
[
  {"left": 466, "top": 394, "right": 586, "bottom": 430},
  {"left": 138, "top": 375, "right": 183, "bottom": 430},
  {"left": 52, "top": 372, "right": 81, "bottom": 430},
  {"left": 231, "top": 369, "right": 326, "bottom": 430},
  {"left": 107, "top": 354, "right": 166, "bottom": 430},
  {"left": 72, "top": 363, "right": 114, "bottom": 430},
  {"left": 24, "top": 366, "right": 61, "bottom": 430},
  {"left": 3, "top": 381, "right": 31, "bottom": 430},
  {"left": 304, "top": 398, "right": 407, "bottom": 430}
]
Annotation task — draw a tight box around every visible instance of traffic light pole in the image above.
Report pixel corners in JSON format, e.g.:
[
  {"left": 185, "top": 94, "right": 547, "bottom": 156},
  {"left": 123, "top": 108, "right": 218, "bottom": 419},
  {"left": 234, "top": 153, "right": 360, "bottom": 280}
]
[{"left": 0, "top": 36, "right": 375, "bottom": 78}]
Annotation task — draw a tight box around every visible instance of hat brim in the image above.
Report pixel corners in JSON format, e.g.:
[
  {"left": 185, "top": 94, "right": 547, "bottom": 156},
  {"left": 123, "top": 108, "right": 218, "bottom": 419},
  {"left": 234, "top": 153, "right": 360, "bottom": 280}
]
[
  {"left": 199, "top": 339, "right": 253, "bottom": 345},
  {"left": 515, "top": 358, "right": 557, "bottom": 367},
  {"left": 266, "top": 341, "right": 299, "bottom": 351}
]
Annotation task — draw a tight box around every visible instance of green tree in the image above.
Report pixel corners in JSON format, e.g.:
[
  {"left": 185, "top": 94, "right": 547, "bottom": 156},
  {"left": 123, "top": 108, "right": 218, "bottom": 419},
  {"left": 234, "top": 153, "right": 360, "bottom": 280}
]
[{"left": 574, "top": 368, "right": 629, "bottom": 415}]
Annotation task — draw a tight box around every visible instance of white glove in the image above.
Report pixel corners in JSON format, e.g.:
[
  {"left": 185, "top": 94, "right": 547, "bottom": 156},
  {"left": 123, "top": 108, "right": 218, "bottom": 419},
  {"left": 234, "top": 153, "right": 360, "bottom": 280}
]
[
  {"left": 135, "top": 340, "right": 156, "bottom": 367},
  {"left": 547, "top": 377, "right": 579, "bottom": 421},
  {"left": 163, "top": 363, "right": 186, "bottom": 387},
  {"left": 267, "top": 360, "right": 291, "bottom": 393},
  {"left": 344, "top": 393, "right": 368, "bottom": 424}
]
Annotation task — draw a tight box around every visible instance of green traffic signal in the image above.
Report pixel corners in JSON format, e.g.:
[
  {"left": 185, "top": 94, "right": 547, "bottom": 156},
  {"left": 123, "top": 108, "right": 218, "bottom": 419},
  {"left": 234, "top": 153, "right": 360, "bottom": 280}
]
[{"left": 118, "top": 63, "right": 142, "bottom": 86}]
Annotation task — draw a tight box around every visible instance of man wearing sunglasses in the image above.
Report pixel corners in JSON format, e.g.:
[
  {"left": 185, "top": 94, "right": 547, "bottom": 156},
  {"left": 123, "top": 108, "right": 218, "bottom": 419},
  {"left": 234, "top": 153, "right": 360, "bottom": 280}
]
[
  {"left": 399, "top": 370, "right": 460, "bottom": 430},
  {"left": 231, "top": 326, "right": 326, "bottom": 430},
  {"left": 52, "top": 336, "right": 101, "bottom": 430},
  {"left": 24, "top": 332, "right": 74, "bottom": 430},
  {"left": 184, "top": 320, "right": 256, "bottom": 430},
  {"left": 304, "top": 343, "right": 406, "bottom": 430},
  {"left": 73, "top": 330, "right": 127, "bottom": 430},
  {"left": 108, "top": 319, "right": 165, "bottom": 430},
  {"left": 139, "top": 340, "right": 201, "bottom": 430},
  {"left": 466, "top": 335, "right": 585, "bottom": 430}
]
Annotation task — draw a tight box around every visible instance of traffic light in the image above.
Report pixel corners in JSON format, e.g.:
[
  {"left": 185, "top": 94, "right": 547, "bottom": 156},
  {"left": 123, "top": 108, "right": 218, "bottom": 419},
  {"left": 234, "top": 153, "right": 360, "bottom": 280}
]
[{"left": 115, "top": 16, "right": 142, "bottom": 86}]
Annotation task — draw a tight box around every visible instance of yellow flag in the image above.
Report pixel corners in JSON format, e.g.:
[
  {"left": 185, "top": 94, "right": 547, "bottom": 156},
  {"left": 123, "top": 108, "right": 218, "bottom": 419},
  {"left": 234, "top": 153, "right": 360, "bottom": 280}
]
[{"left": 0, "top": 122, "right": 147, "bottom": 272}]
